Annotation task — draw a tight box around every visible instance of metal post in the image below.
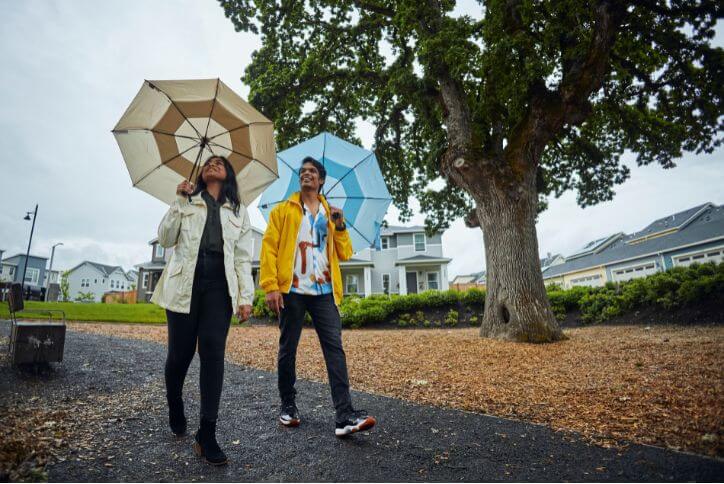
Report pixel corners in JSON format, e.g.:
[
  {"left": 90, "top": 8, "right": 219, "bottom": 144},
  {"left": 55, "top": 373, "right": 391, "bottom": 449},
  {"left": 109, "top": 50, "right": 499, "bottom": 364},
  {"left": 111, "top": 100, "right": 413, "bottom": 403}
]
[
  {"left": 21, "top": 204, "right": 38, "bottom": 293},
  {"left": 45, "top": 242, "right": 63, "bottom": 302}
]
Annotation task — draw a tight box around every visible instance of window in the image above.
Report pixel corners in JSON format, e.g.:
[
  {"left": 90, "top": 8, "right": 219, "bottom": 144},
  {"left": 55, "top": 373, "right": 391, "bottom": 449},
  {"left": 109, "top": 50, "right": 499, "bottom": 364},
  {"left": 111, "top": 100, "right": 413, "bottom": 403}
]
[
  {"left": 111, "top": 280, "right": 115, "bottom": 289},
  {"left": 382, "top": 273, "right": 391, "bottom": 294},
  {"left": 24, "top": 268, "right": 40, "bottom": 285},
  {"left": 345, "top": 274, "right": 359, "bottom": 294},
  {"left": 8, "top": 267, "right": 14, "bottom": 276},
  {"left": 142, "top": 273, "right": 149, "bottom": 288},
  {"left": 81, "top": 278, "right": 90, "bottom": 288},
  {"left": 155, "top": 245, "right": 165, "bottom": 258},
  {"left": 94, "top": 279, "right": 98, "bottom": 284},
  {"left": 381, "top": 237, "right": 389, "bottom": 250},
  {"left": 427, "top": 272, "right": 439, "bottom": 290},
  {"left": 414, "top": 233, "right": 426, "bottom": 252},
  {"left": 674, "top": 247, "right": 724, "bottom": 267}
]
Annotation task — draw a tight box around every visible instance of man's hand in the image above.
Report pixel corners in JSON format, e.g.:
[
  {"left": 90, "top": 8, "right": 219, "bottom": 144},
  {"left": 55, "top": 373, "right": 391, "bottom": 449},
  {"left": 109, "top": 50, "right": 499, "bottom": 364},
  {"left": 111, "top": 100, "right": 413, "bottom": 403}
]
[
  {"left": 176, "top": 180, "right": 194, "bottom": 196},
  {"left": 329, "top": 206, "right": 345, "bottom": 229},
  {"left": 265, "top": 291, "right": 284, "bottom": 315},
  {"left": 236, "top": 304, "right": 252, "bottom": 322}
]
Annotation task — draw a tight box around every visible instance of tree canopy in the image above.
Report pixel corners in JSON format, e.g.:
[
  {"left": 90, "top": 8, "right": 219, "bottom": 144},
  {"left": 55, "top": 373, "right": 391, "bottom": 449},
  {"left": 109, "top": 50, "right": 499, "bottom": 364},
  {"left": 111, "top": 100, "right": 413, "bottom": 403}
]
[{"left": 220, "top": 0, "right": 722, "bottom": 231}]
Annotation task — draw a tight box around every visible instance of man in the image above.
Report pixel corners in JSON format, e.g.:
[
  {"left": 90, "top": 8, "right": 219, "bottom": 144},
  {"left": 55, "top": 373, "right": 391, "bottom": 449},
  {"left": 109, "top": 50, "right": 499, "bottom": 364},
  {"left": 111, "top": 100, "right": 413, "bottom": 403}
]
[{"left": 260, "top": 156, "right": 376, "bottom": 437}]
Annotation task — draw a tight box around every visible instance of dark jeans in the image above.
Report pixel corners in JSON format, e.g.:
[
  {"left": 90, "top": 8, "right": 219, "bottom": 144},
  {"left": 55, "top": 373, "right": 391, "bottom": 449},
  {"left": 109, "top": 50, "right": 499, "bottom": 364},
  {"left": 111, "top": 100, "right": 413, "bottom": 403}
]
[
  {"left": 278, "top": 292, "right": 354, "bottom": 422},
  {"left": 165, "top": 252, "right": 232, "bottom": 422}
]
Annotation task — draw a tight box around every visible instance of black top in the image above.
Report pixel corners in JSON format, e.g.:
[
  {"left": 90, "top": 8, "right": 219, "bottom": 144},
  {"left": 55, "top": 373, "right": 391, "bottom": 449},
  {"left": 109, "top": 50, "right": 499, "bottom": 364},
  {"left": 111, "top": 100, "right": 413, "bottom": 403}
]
[{"left": 199, "top": 191, "right": 224, "bottom": 255}]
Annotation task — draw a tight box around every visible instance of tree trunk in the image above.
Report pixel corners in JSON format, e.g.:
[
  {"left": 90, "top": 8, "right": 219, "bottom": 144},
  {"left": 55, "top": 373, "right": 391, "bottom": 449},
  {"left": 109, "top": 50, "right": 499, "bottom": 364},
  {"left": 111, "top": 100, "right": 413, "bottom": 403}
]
[{"left": 474, "top": 172, "right": 565, "bottom": 343}]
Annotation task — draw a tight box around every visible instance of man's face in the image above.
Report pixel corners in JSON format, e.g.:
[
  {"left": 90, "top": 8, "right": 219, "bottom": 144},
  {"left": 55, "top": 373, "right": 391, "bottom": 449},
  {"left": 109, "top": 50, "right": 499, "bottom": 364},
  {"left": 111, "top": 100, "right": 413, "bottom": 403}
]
[{"left": 300, "top": 162, "right": 323, "bottom": 192}]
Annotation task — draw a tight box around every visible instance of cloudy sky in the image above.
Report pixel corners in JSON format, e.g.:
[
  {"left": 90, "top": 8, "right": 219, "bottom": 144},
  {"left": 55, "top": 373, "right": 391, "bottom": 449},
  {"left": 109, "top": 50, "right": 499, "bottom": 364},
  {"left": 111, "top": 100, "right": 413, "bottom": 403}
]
[{"left": 1, "top": 1, "right": 722, "bottom": 278}]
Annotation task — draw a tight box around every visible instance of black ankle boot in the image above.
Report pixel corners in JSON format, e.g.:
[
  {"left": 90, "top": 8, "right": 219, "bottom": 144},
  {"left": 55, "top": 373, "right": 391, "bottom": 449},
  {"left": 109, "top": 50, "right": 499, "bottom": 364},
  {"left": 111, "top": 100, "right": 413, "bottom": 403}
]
[
  {"left": 167, "top": 397, "right": 187, "bottom": 436},
  {"left": 193, "top": 418, "right": 228, "bottom": 466}
]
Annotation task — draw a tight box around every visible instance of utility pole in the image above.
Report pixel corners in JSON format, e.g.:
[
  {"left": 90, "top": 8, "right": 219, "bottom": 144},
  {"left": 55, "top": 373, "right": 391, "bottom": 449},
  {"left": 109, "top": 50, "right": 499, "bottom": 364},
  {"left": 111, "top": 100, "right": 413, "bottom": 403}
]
[
  {"left": 21, "top": 204, "right": 38, "bottom": 293},
  {"left": 45, "top": 242, "right": 63, "bottom": 301}
]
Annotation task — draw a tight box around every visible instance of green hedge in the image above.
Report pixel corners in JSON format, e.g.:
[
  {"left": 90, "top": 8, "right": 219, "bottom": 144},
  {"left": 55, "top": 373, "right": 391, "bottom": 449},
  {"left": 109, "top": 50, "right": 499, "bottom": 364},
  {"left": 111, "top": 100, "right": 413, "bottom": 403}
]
[
  {"left": 249, "top": 262, "right": 723, "bottom": 327},
  {"left": 577, "top": 262, "right": 724, "bottom": 323}
]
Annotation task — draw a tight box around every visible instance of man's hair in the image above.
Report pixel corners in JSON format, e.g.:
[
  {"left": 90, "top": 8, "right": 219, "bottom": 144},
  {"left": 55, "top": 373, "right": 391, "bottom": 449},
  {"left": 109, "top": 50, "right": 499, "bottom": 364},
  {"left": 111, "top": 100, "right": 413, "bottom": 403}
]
[{"left": 300, "top": 156, "right": 326, "bottom": 193}]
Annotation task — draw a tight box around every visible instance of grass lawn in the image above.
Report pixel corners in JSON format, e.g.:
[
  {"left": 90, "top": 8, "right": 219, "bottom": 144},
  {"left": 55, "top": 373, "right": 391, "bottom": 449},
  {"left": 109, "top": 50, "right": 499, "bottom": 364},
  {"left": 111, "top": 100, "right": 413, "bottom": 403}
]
[
  {"left": 0, "top": 301, "right": 167, "bottom": 324},
  {"left": 71, "top": 323, "right": 723, "bottom": 458}
]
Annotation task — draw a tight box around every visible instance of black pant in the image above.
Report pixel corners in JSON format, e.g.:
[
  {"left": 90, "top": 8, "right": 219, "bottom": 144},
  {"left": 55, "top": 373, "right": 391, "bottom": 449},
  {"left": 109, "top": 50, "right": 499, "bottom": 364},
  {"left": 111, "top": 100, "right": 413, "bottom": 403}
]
[
  {"left": 278, "top": 292, "right": 354, "bottom": 422},
  {"left": 165, "top": 252, "right": 232, "bottom": 422}
]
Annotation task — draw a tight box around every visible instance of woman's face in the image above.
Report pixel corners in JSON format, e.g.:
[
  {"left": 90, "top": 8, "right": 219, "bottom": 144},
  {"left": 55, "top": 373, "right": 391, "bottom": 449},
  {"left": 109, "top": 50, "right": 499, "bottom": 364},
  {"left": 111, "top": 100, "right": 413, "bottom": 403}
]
[{"left": 201, "top": 157, "right": 227, "bottom": 183}]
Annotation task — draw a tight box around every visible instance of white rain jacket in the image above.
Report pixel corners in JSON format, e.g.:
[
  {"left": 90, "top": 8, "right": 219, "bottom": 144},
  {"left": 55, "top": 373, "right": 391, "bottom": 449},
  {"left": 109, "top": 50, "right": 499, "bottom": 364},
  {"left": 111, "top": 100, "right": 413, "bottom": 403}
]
[{"left": 150, "top": 192, "right": 254, "bottom": 313}]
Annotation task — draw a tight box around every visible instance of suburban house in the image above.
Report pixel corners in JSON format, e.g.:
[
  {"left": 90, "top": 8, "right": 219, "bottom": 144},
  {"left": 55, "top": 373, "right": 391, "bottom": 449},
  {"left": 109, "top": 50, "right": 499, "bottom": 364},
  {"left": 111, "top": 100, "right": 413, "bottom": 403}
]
[
  {"left": 339, "top": 225, "right": 451, "bottom": 297},
  {"left": 65, "top": 261, "right": 136, "bottom": 302},
  {"left": 543, "top": 202, "right": 724, "bottom": 288},
  {"left": 136, "top": 227, "right": 264, "bottom": 303},
  {"left": 0, "top": 253, "right": 49, "bottom": 295}
]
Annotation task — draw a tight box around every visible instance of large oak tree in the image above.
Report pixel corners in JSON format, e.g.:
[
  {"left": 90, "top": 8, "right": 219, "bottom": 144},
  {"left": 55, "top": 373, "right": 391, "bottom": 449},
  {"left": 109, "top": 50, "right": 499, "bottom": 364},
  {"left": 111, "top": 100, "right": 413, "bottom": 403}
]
[{"left": 220, "top": 0, "right": 722, "bottom": 342}]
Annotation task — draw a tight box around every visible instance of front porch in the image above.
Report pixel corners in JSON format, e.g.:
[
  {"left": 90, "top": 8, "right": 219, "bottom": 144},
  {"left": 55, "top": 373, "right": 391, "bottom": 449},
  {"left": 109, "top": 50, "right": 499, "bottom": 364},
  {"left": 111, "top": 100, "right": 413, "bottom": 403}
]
[
  {"left": 339, "top": 258, "right": 374, "bottom": 297},
  {"left": 396, "top": 255, "right": 451, "bottom": 295}
]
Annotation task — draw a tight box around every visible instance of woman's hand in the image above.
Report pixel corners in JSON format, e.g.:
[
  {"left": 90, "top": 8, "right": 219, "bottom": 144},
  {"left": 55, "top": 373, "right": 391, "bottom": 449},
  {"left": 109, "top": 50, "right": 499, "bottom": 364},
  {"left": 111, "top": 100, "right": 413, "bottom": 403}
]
[
  {"left": 176, "top": 180, "right": 194, "bottom": 196},
  {"left": 237, "top": 304, "right": 252, "bottom": 322}
]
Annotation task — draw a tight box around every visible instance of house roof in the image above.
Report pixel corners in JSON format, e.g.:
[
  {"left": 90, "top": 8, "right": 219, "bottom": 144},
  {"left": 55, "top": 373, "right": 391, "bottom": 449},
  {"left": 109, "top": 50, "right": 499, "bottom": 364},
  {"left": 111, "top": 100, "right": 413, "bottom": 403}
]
[
  {"left": 627, "top": 202, "right": 712, "bottom": 243},
  {"left": 395, "top": 254, "right": 452, "bottom": 266},
  {"left": 135, "top": 261, "right": 166, "bottom": 270},
  {"left": 340, "top": 257, "right": 375, "bottom": 267},
  {"left": 543, "top": 203, "right": 724, "bottom": 278},
  {"left": 68, "top": 261, "right": 126, "bottom": 277},
  {"left": 380, "top": 225, "right": 429, "bottom": 236},
  {"left": 2, "top": 253, "right": 49, "bottom": 263},
  {"left": 540, "top": 254, "right": 563, "bottom": 268}
]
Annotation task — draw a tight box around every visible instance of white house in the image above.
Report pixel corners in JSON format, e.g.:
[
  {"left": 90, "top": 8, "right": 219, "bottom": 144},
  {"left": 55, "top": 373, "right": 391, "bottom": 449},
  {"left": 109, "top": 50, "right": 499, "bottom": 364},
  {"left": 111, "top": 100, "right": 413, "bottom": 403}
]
[
  {"left": 65, "top": 261, "right": 136, "bottom": 302},
  {"left": 339, "top": 225, "right": 451, "bottom": 297}
]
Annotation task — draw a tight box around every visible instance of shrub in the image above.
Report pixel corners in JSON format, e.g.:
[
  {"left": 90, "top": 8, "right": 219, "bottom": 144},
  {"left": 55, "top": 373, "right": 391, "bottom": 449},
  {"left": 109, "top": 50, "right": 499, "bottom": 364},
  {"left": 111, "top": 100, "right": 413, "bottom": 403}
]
[
  {"left": 444, "top": 309, "right": 459, "bottom": 326},
  {"left": 252, "top": 290, "right": 275, "bottom": 319},
  {"left": 468, "top": 315, "right": 480, "bottom": 326}
]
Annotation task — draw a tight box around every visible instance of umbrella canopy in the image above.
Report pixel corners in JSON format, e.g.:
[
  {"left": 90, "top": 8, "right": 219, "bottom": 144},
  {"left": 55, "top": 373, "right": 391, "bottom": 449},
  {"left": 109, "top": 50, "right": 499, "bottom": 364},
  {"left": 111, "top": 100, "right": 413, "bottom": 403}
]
[
  {"left": 258, "top": 132, "right": 392, "bottom": 253},
  {"left": 112, "top": 78, "right": 277, "bottom": 206}
]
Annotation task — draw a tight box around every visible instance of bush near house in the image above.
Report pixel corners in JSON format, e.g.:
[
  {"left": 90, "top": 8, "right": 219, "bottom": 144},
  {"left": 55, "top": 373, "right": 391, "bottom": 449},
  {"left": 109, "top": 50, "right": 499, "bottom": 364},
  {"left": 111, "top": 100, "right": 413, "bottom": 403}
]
[{"left": 249, "top": 262, "right": 724, "bottom": 328}]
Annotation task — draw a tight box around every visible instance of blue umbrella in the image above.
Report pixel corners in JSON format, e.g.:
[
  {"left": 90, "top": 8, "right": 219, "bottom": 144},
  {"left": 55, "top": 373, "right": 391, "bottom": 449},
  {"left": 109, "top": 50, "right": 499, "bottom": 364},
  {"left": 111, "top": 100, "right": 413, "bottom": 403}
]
[{"left": 259, "top": 132, "right": 392, "bottom": 253}]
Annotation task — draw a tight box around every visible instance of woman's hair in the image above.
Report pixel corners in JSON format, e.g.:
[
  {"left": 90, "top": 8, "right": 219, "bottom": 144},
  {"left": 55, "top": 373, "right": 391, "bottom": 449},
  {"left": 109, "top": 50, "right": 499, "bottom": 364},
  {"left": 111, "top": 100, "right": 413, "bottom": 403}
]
[{"left": 190, "top": 155, "right": 241, "bottom": 215}]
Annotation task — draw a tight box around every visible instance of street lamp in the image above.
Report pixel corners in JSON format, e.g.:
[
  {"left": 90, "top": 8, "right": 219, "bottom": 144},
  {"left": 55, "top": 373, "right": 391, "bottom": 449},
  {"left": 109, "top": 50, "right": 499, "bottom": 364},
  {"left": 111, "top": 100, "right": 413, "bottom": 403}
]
[
  {"left": 45, "top": 242, "right": 63, "bottom": 302},
  {"left": 21, "top": 204, "right": 38, "bottom": 293}
]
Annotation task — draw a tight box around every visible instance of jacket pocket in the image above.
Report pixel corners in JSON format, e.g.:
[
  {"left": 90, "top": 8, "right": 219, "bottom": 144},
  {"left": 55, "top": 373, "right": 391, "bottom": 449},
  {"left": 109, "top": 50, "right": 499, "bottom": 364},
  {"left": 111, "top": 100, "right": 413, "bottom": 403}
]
[{"left": 167, "top": 259, "right": 183, "bottom": 277}]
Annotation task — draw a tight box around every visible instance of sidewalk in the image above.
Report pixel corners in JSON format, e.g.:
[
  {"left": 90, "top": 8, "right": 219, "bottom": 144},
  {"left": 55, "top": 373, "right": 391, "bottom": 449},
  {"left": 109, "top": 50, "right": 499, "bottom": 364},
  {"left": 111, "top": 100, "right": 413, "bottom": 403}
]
[{"left": 1, "top": 322, "right": 722, "bottom": 482}]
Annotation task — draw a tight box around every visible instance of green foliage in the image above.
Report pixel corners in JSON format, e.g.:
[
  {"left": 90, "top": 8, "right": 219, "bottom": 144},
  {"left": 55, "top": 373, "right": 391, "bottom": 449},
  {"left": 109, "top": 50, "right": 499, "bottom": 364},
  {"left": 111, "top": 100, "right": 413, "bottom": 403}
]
[
  {"left": 578, "top": 262, "right": 724, "bottom": 323},
  {"left": 75, "top": 292, "right": 95, "bottom": 303},
  {"left": 219, "top": 0, "right": 722, "bottom": 230},
  {"left": 444, "top": 309, "right": 459, "bottom": 326},
  {"left": 0, "top": 301, "right": 167, "bottom": 324},
  {"left": 468, "top": 315, "right": 481, "bottom": 327},
  {"left": 60, "top": 271, "right": 70, "bottom": 302}
]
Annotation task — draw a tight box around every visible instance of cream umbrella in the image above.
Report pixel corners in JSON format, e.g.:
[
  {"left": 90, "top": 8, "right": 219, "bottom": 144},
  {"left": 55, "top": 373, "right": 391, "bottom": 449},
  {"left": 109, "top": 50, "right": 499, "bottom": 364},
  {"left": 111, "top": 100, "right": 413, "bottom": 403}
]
[{"left": 112, "top": 78, "right": 277, "bottom": 205}]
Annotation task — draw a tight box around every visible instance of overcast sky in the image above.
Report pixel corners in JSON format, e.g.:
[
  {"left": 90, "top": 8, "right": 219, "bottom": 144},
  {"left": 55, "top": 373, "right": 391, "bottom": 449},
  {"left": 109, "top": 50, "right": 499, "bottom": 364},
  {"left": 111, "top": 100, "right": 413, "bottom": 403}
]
[{"left": 1, "top": 0, "right": 722, "bottom": 278}]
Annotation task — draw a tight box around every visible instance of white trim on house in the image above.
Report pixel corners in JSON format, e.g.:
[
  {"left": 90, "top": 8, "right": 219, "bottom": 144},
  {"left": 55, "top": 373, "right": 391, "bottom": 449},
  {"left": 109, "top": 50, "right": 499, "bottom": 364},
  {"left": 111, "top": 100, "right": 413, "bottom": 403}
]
[
  {"left": 345, "top": 274, "right": 360, "bottom": 294},
  {"left": 381, "top": 272, "right": 391, "bottom": 294},
  {"left": 672, "top": 244, "right": 724, "bottom": 267},
  {"left": 142, "top": 272, "right": 149, "bottom": 288},
  {"left": 611, "top": 261, "right": 659, "bottom": 282},
  {"left": 155, "top": 245, "right": 165, "bottom": 258},
  {"left": 24, "top": 267, "right": 40, "bottom": 285},
  {"left": 426, "top": 271, "right": 440, "bottom": 290}
]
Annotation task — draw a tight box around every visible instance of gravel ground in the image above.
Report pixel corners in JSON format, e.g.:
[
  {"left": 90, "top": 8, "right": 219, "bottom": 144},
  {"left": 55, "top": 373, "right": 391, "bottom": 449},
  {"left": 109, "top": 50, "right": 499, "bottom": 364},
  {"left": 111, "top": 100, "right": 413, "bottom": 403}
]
[{"left": 1, "top": 321, "right": 722, "bottom": 482}]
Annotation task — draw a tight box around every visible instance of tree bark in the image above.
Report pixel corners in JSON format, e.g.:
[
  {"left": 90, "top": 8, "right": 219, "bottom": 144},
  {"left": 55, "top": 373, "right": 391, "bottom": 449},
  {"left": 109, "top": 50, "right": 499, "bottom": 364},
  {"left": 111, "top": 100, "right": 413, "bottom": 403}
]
[{"left": 472, "top": 170, "right": 565, "bottom": 343}]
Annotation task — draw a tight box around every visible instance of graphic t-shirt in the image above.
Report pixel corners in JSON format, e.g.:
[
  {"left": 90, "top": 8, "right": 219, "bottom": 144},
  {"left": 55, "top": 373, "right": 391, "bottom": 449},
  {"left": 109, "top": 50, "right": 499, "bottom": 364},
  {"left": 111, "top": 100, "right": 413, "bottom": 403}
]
[{"left": 290, "top": 203, "right": 333, "bottom": 295}]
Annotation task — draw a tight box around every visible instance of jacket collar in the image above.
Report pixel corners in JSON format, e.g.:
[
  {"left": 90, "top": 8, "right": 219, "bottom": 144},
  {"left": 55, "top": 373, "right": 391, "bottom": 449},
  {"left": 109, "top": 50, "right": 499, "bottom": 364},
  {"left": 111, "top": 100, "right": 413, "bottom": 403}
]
[
  {"left": 288, "top": 191, "right": 330, "bottom": 213},
  {"left": 189, "top": 191, "right": 234, "bottom": 210}
]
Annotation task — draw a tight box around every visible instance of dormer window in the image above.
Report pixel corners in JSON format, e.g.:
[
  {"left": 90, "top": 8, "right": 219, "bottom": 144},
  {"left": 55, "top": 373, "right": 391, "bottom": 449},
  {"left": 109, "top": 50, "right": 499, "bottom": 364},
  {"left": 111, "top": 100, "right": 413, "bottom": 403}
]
[
  {"left": 414, "top": 233, "right": 426, "bottom": 252},
  {"left": 155, "top": 245, "right": 165, "bottom": 258}
]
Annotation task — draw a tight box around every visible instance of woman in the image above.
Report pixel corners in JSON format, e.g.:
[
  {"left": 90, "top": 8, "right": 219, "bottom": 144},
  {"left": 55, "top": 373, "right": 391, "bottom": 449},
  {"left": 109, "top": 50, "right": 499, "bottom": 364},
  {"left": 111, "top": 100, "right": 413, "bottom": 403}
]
[{"left": 151, "top": 155, "right": 254, "bottom": 466}]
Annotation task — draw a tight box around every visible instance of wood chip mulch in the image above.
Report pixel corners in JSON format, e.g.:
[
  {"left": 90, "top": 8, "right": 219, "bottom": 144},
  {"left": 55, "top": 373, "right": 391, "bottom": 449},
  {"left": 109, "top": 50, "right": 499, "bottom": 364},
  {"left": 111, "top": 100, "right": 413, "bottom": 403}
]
[{"left": 69, "top": 323, "right": 723, "bottom": 457}]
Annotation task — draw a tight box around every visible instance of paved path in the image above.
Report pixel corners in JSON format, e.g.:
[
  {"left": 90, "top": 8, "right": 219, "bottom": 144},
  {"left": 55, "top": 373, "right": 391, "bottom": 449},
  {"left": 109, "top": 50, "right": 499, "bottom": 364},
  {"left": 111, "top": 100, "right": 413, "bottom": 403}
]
[{"left": 1, "top": 322, "right": 722, "bottom": 482}]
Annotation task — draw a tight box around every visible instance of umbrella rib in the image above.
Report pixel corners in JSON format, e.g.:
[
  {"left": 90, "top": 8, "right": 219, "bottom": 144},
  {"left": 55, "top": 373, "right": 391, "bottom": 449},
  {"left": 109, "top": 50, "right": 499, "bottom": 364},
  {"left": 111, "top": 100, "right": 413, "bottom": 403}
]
[
  {"left": 207, "top": 140, "right": 254, "bottom": 162},
  {"left": 203, "top": 79, "right": 221, "bottom": 140},
  {"left": 113, "top": 127, "right": 199, "bottom": 142},
  {"left": 323, "top": 152, "right": 375, "bottom": 196},
  {"left": 324, "top": 196, "right": 392, "bottom": 201},
  {"left": 322, "top": 132, "right": 327, "bottom": 169},
  {"left": 132, "top": 142, "right": 201, "bottom": 187},
  {"left": 345, "top": 219, "right": 375, "bottom": 248},
  {"left": 207, "top": 121, "right": 274, "bottom": 142},
  {"left": 147, "top": 81, "right": 204, "bottom": 140},
  {"left": 277, "top": 154, "right": 300, "bottom": 175},
  {"left": 207, "top": 142, "right": 280, "bottom": 180}
]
